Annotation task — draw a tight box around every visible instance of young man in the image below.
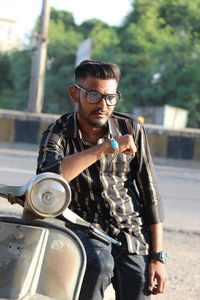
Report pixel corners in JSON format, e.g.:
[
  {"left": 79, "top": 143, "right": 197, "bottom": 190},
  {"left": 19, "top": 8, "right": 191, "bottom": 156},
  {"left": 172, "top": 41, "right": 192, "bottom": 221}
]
[{"left": 37, "top": 59, "right": 168, "bottom": 300}]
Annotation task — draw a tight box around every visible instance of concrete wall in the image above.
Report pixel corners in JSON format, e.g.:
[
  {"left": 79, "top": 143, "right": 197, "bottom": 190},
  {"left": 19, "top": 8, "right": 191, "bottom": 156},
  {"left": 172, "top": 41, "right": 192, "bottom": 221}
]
[
  {"left": 133, "top": 105, "right": 188, "bottom": 129},
  {"left": 0, "top": 109, "right": 59, "bottom": 145},
  {"left": 0, "top": 109, "right": 200, "bottom": 161},
  {"left": 145, "top": 124, "right": 200, "bottom": 161}
]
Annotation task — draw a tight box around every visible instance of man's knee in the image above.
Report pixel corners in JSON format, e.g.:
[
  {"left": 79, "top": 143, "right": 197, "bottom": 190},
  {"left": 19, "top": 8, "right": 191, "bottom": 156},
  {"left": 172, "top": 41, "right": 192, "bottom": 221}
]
[
  {"left": 93, "top": 249, "right": 114, "bottom": 276},
  {"left": 75, "top": 231, "right": 114, "bottom": 277}
]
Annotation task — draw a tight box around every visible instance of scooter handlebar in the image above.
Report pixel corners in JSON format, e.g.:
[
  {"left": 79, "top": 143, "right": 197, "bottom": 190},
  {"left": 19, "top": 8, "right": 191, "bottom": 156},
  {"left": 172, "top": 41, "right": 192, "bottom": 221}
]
[{"left": 89, "top": 225, "right": 121, "bottom": 246}]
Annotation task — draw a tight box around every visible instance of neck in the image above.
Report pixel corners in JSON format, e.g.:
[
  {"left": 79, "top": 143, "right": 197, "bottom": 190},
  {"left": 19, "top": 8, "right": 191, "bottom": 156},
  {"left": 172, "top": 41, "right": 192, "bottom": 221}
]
[
  {"left": 77, "top": 114, "right": 108, "bottom": 145},
  {"left": 81, "top": 125, "right": 107, "bottom": 145},
  {"left": 77, "top": 115, "right": 108, "bottom": 145}
]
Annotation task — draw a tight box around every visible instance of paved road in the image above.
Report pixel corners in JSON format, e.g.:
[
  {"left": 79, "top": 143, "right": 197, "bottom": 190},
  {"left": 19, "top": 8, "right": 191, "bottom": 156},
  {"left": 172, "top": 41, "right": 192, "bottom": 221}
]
[
  {"left": 0, "top": 143, "right": 200, "bottom": 233},
  {"left": 155, "top": 164, "right": 200, "bottom": 233}
]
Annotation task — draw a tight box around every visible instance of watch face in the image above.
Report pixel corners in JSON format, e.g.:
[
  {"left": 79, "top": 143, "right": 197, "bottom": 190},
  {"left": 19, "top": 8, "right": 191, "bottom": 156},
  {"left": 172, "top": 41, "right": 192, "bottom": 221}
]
[
  {"left": 151, "top": 251, "right": 168, "bottom": 263},
  {"left": 160, "top": 251, "right": 168, "bottom": 263}
]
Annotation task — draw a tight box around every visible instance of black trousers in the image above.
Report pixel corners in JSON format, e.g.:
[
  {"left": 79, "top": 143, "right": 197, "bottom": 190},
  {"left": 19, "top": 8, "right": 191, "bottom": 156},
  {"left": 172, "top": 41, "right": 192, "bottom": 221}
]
[{"left": 75, "top": 231, "right": 151, "bottom": 300}]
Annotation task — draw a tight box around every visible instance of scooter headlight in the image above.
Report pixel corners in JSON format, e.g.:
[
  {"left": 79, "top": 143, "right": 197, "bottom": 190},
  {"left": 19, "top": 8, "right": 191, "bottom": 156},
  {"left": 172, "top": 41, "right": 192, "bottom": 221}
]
[{"left": 25, "top": 173, "right": 71, "bottom": 218}]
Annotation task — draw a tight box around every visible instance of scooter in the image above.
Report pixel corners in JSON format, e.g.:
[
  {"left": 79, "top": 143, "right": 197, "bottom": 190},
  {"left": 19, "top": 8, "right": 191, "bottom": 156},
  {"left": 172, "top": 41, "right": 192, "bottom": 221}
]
[{"left": 0, "top": 172, "right": 120, "bottom": 300}]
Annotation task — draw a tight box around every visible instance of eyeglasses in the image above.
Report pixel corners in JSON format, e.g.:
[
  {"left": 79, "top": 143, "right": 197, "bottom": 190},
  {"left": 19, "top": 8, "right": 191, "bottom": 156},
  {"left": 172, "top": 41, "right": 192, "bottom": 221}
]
[{"left": 74, "top": 84, "right": 121, "bottom": 106}]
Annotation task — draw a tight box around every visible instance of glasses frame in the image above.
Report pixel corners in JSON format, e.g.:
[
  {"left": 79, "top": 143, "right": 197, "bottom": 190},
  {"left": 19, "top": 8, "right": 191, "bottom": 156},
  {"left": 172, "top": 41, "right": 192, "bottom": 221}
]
[{"left": 74, "top": 84, "right": 121, "bottom": 106}]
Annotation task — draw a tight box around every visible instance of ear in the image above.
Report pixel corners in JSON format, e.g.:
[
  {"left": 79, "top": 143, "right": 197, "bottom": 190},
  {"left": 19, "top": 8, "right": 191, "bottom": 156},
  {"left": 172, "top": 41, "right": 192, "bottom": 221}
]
[{"left": 68, "top": 85, "right": 79, "bottom": 103}]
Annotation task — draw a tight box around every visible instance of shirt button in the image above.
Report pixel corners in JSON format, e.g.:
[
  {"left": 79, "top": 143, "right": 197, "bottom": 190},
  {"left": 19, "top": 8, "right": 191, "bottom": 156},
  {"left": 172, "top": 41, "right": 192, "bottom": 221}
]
[{"left": 101, "top": 192, "right": 106, "bottom": 197}]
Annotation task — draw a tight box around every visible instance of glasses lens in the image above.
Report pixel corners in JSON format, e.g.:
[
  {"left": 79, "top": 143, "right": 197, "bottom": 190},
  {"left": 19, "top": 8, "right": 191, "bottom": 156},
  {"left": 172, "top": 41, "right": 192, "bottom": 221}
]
[
  {"left": 106, "top": 95, "right": 119, "bottom": 106},
  {"left": 87, "top": 91, "right": 102, "bottom": 103}
]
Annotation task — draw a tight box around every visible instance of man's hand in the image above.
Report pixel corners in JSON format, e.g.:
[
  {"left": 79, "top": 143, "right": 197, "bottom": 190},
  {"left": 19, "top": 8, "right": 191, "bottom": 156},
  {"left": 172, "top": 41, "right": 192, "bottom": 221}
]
[
  {"left": 116, "top": 134, "right": 137, "bottom": 155},
  {"left": 61, "top": 134, "right": 137, "bottom": 181},
  {"left": 148, "top": 259, "right": 168, "bottom": 295}
]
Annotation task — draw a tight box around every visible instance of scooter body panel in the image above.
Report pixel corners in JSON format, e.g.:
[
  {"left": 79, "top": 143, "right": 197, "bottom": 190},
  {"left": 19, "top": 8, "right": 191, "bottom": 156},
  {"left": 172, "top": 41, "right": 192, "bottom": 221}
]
[{"left": 0, "top": 220, "right": 86, "bottom": 300}]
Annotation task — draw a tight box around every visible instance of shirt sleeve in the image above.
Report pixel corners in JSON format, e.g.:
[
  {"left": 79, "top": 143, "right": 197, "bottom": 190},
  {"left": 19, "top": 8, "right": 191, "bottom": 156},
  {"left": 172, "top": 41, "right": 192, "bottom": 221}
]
[
  {"left": 134, "top": 122, "right": 164, "bottom": 225},
  {"left": 36, "top": 122, "right": 65, "bottom": 175}
]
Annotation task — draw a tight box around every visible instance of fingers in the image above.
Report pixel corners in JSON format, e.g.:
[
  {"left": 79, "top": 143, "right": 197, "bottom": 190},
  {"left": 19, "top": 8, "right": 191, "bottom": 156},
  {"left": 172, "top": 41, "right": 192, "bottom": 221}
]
[
  {"left": 148, "top": 272, "right": 168, "bottom": 295},
  {"left": 148, "top": 269, "right": 155, "bottom": 294},
  {"left": 117, "top": 134, "right": 137, "bottom": 155},
  {"left": 123, "top": 149, "right": 136, "bottom": 156},
  {"left": 148, "top": 262, "right": 168, "bottom": 295},
  {"left": 159, "top": 272, "right": 168, "bottom": 294},
  {"left": 150, "top": 278, "right": 167, "bottom": 295}
]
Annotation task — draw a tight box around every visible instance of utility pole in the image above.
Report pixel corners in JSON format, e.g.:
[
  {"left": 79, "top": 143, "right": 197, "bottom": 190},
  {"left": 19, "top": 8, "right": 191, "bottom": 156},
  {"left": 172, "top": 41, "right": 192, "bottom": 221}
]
[{"left": 27, "top": 0, "right": 50, "bottom": 113}]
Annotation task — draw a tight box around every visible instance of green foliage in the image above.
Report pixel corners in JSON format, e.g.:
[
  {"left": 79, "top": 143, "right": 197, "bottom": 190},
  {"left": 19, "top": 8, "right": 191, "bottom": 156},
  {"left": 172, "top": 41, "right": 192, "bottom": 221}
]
[
  {"left": 43, "top": 15, "right": 83, "bottom": 114},
  {"left": 0, "top": 50, "right": 31, "bottom": 110},
  {"left": 0, "top": 2, "right": 200, "bottom": 127},
  {"left": 0, "top": 52, "right": 13, "bottom": 91},
  {"left": 78, "top": 19, "right": 110, "bottom": 39},
  {"left": 50, "top": 7, "right": 76, "bottom": 31},
  {"left": 119, "top": 0, "right": 200, "bottom": 127},
  {"left": 90, "top": 25, "right": 121, "bottom": 61}
]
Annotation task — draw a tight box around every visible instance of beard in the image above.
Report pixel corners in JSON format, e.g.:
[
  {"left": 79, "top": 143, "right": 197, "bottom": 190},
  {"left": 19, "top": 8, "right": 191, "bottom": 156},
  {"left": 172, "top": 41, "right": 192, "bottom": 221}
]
[
  {"left": 77, "top": 100, "right": 110, "bottom": 129},
  {"left": 87, "top": 118, "right": 108, "bottom": 129}
]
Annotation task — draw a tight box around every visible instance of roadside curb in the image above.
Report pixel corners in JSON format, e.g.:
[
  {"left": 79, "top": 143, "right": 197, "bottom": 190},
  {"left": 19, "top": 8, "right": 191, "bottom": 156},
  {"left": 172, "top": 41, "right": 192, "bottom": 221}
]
[{"left": 1, "top": 142, "right": 200, "bottom": 169}]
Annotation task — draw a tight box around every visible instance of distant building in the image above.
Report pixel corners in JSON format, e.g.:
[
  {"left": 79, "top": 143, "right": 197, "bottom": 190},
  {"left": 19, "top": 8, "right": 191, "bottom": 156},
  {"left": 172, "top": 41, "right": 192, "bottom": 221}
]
[
  {"left": 133, "top": 105, "right": 189, "bottom": 129},
  {"left": 0, "top": 18, "right": 21, "bottom": 52}
]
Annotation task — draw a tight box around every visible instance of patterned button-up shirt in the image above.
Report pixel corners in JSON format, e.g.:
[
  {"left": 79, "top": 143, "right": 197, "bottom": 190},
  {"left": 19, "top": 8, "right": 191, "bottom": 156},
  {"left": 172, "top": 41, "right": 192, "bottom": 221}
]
[{"left": 37, "top": 111, "right": 164, "bottom": 255}]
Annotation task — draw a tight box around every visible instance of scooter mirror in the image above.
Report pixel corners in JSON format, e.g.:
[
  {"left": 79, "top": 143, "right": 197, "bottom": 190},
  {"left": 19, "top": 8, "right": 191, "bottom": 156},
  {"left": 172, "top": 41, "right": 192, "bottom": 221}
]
[{"left": 25, "top": 172, "right": 71, "bottom": 218}]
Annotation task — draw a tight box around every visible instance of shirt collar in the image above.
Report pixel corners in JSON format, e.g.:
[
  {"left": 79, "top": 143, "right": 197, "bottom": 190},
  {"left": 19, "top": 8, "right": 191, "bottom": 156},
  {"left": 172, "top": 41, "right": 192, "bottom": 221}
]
[
  {"left": 64, "top": 112, "right": 78, "bottom": 138},
  {"left": 107, "top": 115, "right": 120, "bottom": 139},
  {"left": 65, "top": 112, "right": 120, "bottom": 139}
]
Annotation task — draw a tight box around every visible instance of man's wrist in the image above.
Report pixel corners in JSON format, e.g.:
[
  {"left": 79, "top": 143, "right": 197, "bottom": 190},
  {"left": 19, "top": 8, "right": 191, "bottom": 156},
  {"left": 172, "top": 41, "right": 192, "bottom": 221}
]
[
  {"left": 102, "top": 140, "right": 113, "bottom": 155},
  {"left": 150, "top": 250, "right": 168, "bottom": 263},
  {"left": 102, "top": 139, "right": 119, "bottom": 154},
  {"left": 109, "top": 139, "right": 119, "bottom": 160}
]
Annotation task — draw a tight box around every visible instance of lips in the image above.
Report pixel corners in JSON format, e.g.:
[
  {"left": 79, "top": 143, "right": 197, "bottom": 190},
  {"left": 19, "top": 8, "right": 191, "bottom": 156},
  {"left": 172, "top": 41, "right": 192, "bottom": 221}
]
[
  {"left": 91, "top": 109, "right": 108, "bottom": 116},
  {"left": 93, "top": 112, "right": 106, "bottom": 116}
]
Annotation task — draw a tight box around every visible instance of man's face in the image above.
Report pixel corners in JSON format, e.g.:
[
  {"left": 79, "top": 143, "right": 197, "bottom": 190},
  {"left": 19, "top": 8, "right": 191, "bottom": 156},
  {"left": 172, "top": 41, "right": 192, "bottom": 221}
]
[{"left": 75, "top": 76, "right": 118, "bottom": 129}]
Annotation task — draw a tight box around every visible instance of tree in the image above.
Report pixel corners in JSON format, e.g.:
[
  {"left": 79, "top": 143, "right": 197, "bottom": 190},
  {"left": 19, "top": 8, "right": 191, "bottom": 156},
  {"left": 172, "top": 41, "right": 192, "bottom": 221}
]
[
  {"left": 43, "top": 9, "right": 83, "bottom": 113},
  {"left": 44, "top": 14, "right": 121, "bottom": 114},
  {"left": 50, "top": 7, "right": 76, "bottom": 31},
  {"left": 118, "top": 0, "right": 200, "bottom": 127},
  {"left": 78, "top": 19, "right": 110, "bottom": 39},
  {"left": 0, "top": 50, "right": 31, "bottom": 110},
  {"left": 0, "top": 52, "right": 13, "bottom": 92},
  {"left": 0, "top": 3, "right": 200, "bottom": 127}
]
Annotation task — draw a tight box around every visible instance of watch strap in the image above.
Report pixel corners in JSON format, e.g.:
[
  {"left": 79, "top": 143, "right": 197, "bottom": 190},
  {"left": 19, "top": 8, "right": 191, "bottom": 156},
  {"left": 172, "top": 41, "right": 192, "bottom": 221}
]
[{"left": 151, "top": 250, "right": 168, "bottom": 263}]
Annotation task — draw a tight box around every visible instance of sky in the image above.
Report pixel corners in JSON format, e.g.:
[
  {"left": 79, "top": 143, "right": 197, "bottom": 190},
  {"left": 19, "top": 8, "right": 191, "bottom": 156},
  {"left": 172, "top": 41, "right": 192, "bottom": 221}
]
[{"left": 0, "top": 0, "right": 132, "bottom": 40}]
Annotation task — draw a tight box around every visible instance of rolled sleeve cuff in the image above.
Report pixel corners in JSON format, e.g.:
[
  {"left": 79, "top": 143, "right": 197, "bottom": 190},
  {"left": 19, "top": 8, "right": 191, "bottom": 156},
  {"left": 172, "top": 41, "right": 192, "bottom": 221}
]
[
  {"left": 144, "top": 203, "right": 164, "bottom": 225},
  {"left": 36, "top": 160, "right": 62, "bottom": 175}
]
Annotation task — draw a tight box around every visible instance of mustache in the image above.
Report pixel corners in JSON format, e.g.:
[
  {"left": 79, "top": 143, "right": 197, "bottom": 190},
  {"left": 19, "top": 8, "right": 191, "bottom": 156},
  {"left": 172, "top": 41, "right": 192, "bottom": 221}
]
[{"left": 91, "top": 109, "right": 109, "bottom": 115}]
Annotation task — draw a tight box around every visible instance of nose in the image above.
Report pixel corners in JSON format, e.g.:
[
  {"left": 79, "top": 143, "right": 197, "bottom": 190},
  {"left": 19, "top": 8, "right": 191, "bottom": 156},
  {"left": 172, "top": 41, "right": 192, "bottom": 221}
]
[{"left": 98, "top": 97, "right": 108, "bottom": 109}]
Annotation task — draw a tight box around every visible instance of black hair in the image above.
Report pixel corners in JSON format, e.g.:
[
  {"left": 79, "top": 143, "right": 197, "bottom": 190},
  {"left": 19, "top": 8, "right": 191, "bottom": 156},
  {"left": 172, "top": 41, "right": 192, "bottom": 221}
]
[{"left": 74, "top": 59, "right": 120, "bottom": 83}]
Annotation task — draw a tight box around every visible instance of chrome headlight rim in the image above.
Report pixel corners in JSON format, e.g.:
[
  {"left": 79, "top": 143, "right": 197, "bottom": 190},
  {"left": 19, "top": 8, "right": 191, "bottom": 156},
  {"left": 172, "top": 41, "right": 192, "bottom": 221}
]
[{"left": 25, "top": 172, "right": 71, "bottom": 218}]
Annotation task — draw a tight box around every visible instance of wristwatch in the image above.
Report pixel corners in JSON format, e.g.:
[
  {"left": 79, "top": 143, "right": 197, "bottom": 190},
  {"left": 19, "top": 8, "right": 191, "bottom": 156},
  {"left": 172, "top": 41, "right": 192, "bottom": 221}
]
[
  {"left": 151, "top": 250, "right": 168, "bottom": 263},
  {"left": 110, "top": 139, "right": 119, "bottom": 161}
]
